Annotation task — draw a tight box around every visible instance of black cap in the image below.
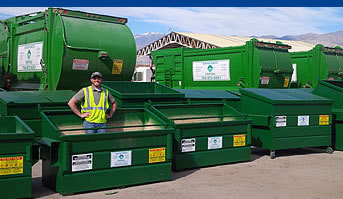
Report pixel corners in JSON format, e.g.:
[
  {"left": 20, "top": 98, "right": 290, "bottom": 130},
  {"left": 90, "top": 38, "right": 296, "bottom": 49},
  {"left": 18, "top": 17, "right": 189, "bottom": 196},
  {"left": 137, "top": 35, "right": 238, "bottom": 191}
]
[{"left": 91, "top": 72, "right": 102, "bottom": 79}]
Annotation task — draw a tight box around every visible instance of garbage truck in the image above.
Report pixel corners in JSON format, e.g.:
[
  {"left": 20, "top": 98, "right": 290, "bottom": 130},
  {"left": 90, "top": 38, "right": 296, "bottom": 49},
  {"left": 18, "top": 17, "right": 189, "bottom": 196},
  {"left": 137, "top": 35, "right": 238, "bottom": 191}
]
[{"left": 0, "top": 8, "right": 136, "bottom": 91}]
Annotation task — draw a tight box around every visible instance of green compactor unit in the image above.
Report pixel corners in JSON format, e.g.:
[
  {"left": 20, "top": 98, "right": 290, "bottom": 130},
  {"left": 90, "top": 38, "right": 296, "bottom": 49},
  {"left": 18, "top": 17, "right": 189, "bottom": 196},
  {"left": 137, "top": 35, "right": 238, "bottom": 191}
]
[
  {"left": 312, "top": 80, "right": 343, "bottom": 150},
  {"left": 290, "top": 45, "right": 343, "bottom": 88},
  {"left": 151, "top": 39, "right": 293, "bottom": 91},
  {"left": 0, "top": 8, "right": 136, "bottom": 91},
  {"left": 240, "top": 88, "right": 333, "bottom": 158},
  {"left": 0, "top": 116, "right": 35, "bottom": 198},
  {"left": 39, "top": 108, "right": 173, "bottom": 195}
]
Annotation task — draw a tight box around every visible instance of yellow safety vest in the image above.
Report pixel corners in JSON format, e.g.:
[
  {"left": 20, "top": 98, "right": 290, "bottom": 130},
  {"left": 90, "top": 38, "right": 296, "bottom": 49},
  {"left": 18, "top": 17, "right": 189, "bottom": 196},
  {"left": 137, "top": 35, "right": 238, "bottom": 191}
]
[{"left": 81, "top": 86, "right": 109, "bottom": 123}]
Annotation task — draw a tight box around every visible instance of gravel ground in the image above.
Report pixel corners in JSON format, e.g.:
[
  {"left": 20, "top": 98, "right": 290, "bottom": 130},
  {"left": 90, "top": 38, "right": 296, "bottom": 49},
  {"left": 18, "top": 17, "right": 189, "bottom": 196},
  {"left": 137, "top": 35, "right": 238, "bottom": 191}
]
[{"left": 32, "top": 148, "right": 343, "bottom": 199}]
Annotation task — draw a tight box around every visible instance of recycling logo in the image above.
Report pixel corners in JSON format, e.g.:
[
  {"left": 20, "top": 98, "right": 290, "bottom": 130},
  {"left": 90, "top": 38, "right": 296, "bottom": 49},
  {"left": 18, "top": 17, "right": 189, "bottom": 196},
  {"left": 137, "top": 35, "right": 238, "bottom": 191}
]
[
  {"left": 207, "top": 65, "right": 213, "bottom": 72},
  {"left": 27, "top": 50, "right": 31, "bottom": 59}
]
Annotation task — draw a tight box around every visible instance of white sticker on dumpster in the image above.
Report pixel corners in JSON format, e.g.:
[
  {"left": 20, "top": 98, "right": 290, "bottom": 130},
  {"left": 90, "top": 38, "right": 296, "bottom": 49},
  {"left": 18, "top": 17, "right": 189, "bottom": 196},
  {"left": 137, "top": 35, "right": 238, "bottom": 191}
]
[
  {"left": 208, "top": 136, "right": 223, "bottom": 150},
  {"left": 72, "top": 153, "right": 92, "bottom": 172},
  {"left": 111, "top": 151, "right": 132, "bottom": 167},
  {"left": 17, "top": 41, "right": 43, "bottom": 72},
  {"left": 275, "top": 116, "right": 287, "bottom": 127},
  {"left": 72, "top": 59, "right": 89, "bottom": 70},
  {"left": 181, "top": 138, "right": 196, "bottom": 152},
  {"left": 298, "top": 115, "right": 309, "bottom": 126},
  {"left": 192, "top": 59, "right": 230, "bottom": 81}
]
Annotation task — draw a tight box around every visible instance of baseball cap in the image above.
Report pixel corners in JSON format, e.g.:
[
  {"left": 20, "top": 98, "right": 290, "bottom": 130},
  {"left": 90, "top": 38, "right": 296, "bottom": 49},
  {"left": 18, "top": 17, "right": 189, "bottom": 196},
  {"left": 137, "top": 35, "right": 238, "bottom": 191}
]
[{"left": 91, "top": 72, "right": 102, "bottom": 79}]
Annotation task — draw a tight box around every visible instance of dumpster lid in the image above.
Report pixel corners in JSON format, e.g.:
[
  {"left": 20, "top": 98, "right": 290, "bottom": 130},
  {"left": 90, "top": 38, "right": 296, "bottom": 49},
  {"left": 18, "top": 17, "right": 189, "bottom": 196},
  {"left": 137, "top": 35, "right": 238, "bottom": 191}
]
[
  {"left": 0, "top": 90, "right": 75, "bottom": 104},
  {"left": 240, "top": 88, "right": 332, "bottom": 105},
  {"left": 318, "top": 80, "right": 343, "bottom": 92},
  {"left": 102, "top": 81, "right": 184, "bottom": 99},
  {"left": 174, "top": 89, "right": 240, "bottom": 100}
]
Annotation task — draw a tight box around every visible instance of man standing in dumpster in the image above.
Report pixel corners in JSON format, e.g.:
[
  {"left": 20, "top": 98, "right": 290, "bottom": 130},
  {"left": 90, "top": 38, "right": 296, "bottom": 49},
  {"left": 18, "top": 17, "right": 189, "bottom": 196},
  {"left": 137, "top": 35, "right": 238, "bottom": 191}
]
[{"left": 68, "top": 72, "right": 117, "bottom": 134}]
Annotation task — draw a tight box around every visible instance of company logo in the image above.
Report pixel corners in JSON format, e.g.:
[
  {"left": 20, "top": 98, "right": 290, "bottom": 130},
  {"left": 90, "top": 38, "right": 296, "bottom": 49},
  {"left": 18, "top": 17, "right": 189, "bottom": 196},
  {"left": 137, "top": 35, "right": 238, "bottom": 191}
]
[
  {"left": 119, "top": 155, "right": 124, "bottom": 159},
  {"left": 207, "top": 65, "right": 213, "bottom": 72},
  {"left": 27, "top": 50, "right": 31, "bottom": 59}
]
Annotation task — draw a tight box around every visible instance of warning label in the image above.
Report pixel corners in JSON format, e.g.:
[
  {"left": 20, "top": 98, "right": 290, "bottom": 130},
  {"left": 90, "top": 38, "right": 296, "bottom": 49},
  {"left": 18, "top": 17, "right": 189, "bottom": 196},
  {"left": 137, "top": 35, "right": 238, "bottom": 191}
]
[
  {"left": 0, "top": 156, "right": 23, "bottom": 175},
  {"left": 181, "top": 138, "right": 196, "bottom": 152},
  {"left": 283, "top": 77, "right": 290, "bottom": 87},
  {"left": 260, "top": 76, "right": 270, "bottom": 85},
  {"left": 72, "top": 59, "right": 89, "bottom": 70},
  {"left": 112, "top": 59, "right": 123, "bottom": 74},
  {"left": 275, "top": 116, "right": 287, "bottom": 127},
  {"left": 319, "top": 115, "right": 329, "bottom": 125},
  {"left": 72, "top": 153, "right": 92, "bottom": 172},
  {"left": 233, "top": 135, "right": 246, "bottom": 147},
  {"left": 149, "top": 148, "right": 165, "bottom": 163}
]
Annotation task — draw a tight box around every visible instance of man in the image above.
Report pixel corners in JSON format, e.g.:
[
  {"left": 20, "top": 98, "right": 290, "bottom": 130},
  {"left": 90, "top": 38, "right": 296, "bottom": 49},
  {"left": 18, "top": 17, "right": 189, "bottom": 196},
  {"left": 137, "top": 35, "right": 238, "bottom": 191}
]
[{"left": 68, "top": 72, "right": 117, "bottom": 134}]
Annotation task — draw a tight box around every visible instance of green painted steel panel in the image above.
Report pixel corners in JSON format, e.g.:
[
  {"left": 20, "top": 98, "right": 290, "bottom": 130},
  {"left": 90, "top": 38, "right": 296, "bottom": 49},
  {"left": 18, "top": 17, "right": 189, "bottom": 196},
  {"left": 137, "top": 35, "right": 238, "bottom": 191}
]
[
  {"left": 39, "top": 109, "right": 173, "bottom": 195},
  {"left": 102, "top": 81, "right": 185, "bottom": 108},
  {"left": 0, "top": 116, "right": 35, "bottom": 199},
  {"left": 0, "top": 8, "right": 136, "bottom": 91},
  {"left": 290, "top": 45, "right": 343, "bottom": 88},
  {"left": 240, "top": 88, "right": 332, "bottom": 105},
  {"left": 312, "top": 80, "right": 343, "bottom": 150},
  {"left": 240, "top": 88, "right": 333, "bottom": 157},
  {"left": 148, "top": 103, "right": 252, "bottom": 171},
  {"left": 0, "top": 90, "right": 74, "bottom": 137},
  {"left": 151, "top": 39, "right": 293, "bottom": 91}
]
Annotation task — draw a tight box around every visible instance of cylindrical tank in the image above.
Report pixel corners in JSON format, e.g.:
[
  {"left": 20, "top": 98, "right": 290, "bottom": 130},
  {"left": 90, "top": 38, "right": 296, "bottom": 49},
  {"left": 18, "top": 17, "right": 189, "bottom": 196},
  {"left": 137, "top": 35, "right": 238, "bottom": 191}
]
[{"left": 0, "top": 8, "right": 136, "bottom": 91}]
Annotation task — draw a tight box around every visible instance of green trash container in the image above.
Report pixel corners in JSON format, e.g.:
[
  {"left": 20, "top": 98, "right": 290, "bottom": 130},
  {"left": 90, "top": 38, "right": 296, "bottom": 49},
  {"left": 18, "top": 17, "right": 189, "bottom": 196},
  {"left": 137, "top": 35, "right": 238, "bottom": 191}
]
[
  {"left": 174, "top": 89, "right": 241, "bottom": 110},
  {"left": 39, "top": 109, "right": 173, "bottom": 195},
  {"left": 0, "top": 90, "right": 75, "bottom": 138},
  {"left": 147, "top": 103, "right": 252, "bottom": 171},
  {"left": 290, "top": 45, "right": 343, "bottom": 88},
  {"left": 152, "top": 39, "right": 293, "bottom": 90},
  {"left": 102, "top": 81, "right": 185, "bottom": 108},
  {"left": 0, "top": 116, "right": 35, "bottom": 198},
  {"left": 240, "top": 88, "right": 333, "bottom": 158},
  {"left": 313, "top": 80, "right": 343, "bottom": 150}
]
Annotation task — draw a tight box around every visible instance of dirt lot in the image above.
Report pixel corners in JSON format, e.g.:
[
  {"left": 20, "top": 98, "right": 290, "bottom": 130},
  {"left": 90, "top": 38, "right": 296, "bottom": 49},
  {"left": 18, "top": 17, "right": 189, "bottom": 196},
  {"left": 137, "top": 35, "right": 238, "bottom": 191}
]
[{"left": 32, "top": 148, "right": 343, "bottom": 199}]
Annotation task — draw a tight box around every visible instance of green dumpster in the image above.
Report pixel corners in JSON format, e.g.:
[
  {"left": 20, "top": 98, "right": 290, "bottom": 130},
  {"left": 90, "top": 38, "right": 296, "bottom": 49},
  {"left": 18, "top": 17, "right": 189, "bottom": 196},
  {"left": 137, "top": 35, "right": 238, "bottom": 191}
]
[
  {"left": 174, "top": 89, "right": 241, "bottom": 110},
  {"left": 102, "top": 81, "right": 185, "bottom": 108},
  {"left": 39, "top": 109, "right": 173, "bottom": 195},
  {"left": 240, "top": 88, "right": 333, "bottom": 158},
  {"left": 290, "top": 45, "right": 343, "bottom": 88},
  {"left": 0, "top": 116, "right": 35, "bottom": 198},
  {"left": 152, "top": 39, "right": 293, "bottom": 90},
  {"left": 313, "top": 80, "right": 343, "bottom": 150},
  {"left": 147, "top": 103, "right": 252, "bottom": 171},
  {"left": 0, "top": 8, "right": 136, "bottom": 91},
  {"left": 0, "top": 90, "right": 75, "bottom": 137}
]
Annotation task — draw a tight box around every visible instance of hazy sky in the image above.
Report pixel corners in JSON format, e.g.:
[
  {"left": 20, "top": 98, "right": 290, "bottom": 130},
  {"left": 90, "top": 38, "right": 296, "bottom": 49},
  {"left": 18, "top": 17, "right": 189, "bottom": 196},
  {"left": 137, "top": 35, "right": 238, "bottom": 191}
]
[{"left": 1, "top": 7, "right": 343, "bottom": 36}]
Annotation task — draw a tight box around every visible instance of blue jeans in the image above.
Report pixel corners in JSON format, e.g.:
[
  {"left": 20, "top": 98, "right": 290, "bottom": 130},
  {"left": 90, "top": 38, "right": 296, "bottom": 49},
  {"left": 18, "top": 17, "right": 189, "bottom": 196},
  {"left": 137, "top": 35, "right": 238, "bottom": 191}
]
[{"left": 83, "top": 120, "right": 106, "bottom": 134}]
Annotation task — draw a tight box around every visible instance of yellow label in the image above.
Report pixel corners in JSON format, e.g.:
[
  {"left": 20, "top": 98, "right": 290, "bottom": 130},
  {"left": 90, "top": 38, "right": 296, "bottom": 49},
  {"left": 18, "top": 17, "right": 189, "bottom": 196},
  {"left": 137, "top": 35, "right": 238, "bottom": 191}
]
[
  {"left": 283, "top": 77, "right": 290, "bottom": 88},
  {"left": 0, "top": 156, "right": 23, "bottom": 175},
  {"left": 149, "top": 148, "right": 165, "bottom": 163},
  {"left": 233, "top": 135, "right": 246, "bottom": 147},
  {"left": 112, "top": 59, "right": 123, "bottom": 74},
  {"left": 319, "top": 115, "right": 329, "bottom": 125}
]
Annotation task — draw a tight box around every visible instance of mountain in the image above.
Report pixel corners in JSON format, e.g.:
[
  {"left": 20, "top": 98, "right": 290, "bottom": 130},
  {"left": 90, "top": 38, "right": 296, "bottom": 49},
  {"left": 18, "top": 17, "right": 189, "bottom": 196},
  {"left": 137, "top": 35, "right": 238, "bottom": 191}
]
[
  {"left": 134, "top": 32, "right": 165, "bottom": 50},
  {"left": 258, "top": 31, "right": 343, "bottom": 47}
]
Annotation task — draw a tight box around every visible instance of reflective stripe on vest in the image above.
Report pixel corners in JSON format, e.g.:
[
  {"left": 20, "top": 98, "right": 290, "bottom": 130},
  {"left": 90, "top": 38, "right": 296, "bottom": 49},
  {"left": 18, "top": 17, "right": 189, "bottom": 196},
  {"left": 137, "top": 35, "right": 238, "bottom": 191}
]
[{"left": 81, "top": 86, "right": 109, "bottom": 123}]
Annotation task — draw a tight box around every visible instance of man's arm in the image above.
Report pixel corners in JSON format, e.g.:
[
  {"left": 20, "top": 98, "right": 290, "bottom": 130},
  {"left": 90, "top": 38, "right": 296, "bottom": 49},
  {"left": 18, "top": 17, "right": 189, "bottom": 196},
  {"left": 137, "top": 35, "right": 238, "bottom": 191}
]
[
  {"left": 68, "top": 97, "right": 90, "bottom": 118},
  {"left": 106, "top": 100, "right": 117, "bottom": 119}
]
